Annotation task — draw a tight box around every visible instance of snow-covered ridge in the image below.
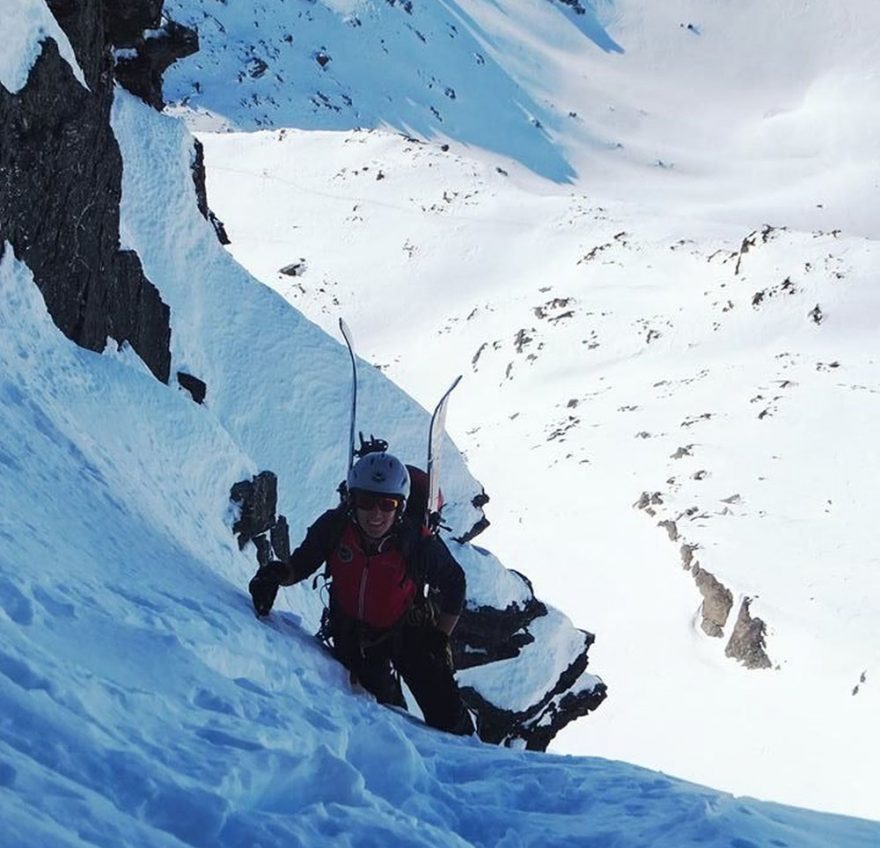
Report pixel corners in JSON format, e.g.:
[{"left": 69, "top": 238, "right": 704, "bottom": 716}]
[{"left": 163, "top": 0, "right": 596, "bottom": 180}]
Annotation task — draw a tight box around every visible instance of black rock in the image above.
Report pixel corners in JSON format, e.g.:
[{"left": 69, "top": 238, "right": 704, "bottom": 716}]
[
  {"left": 113, "top": 17, "right": 198, "bottom": 110},
  {"left": 191, "top": 138, "right": 230, "bottom": 245},
  {"left": 177, "top": 371, "right": 207, "bottom": 404},
  {"left": 0, "top": 27, "right": 172, "bottom": 382},
  {"left": 230, "top": 471, "right": 278, "bottom": 549}
]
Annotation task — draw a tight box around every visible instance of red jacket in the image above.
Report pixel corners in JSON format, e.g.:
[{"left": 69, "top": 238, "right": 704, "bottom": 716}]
[
  {"left": 328, "top": 523, "right": 416, "bottom": 629},
  {"left": 287, "top": 507, "right": 466, "bottom": 631}
]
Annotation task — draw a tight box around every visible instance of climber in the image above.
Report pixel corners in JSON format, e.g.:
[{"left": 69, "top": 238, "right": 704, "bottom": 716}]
[{"left": 248, "top": 451, "right": 474, "bottom": 736}]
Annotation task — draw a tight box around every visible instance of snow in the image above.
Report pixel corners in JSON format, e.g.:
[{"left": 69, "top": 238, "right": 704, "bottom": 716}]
[
  {"left": 450, "top": 542, "right": 532, "bottom": 609},
  {"left": 1, "top": 234, "right": 878, "bottom": 845},
  {"left": 166, "top": 0, "right": 880, "bottom": 824},
  {"left": 0, "top": 0, "right": 88, "bottom": 93},
  {"left": 3, "top": 0, "right": 880, "bottom": 843}
]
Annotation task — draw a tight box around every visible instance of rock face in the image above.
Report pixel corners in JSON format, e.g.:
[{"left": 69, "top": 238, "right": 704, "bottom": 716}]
[
  {"left": 231, "top": 474, "right": 607, "bottom": 749},
  {"left": 692, "top": 563, "right": 734, "bottom": 638},
  {"left": 112, "top": 15, "right": 198, "bottom": 110},
  {"left": 633, "top": 490, "right": 774, "bottom": 667},
  {"left": 0, "top": 1, "right": 198, "bottom": 384}
]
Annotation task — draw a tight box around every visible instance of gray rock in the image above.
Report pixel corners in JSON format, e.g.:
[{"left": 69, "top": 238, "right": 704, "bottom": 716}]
[
  {"left": 725, "top": 597, "right": 773, "bottom": 668},
  {"left": 692, "top": 564, "right": 733, "bottom": 637}
]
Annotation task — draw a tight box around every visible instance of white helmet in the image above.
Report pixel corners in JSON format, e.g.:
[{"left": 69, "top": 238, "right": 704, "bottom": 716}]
[{"left": 347, "top": 452, "right": 410, "bottom": 500}]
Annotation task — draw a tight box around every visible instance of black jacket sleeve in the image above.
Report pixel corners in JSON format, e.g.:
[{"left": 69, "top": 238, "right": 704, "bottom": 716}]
[
  {"left": 417, "top": 534, "right": 467, "bottom": 616},
  {"left": 283, "top": 507, "right": 348, "bottom": 585}
]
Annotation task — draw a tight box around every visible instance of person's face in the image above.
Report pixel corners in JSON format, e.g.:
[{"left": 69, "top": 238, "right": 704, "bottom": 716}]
[{"left": 353, "top": 491, "right": 400, "bottom": 539}]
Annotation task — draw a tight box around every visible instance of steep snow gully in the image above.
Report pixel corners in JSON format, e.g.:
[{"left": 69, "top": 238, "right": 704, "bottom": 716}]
[{"left": 1, "top": 1, "right": 880, "bottom": 845}]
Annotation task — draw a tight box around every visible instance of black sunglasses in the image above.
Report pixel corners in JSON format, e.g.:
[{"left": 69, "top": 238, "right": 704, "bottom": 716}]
[{"left": 353, "top": 491, "right": 402, "bottom": 513}]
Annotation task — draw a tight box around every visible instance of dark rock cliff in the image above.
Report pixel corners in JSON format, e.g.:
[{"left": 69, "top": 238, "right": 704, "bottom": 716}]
[
  {"left": 457, "top": 589, "right": 606, "bottom": 750},
  {"left": 0, "top": 1, "right": 199, "bottom": 383}
]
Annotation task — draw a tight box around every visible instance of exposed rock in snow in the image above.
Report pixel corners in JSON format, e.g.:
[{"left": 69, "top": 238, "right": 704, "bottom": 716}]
[
  {"left": 113, "top": 17, "right": 197, "bottom": 109},
  {"left": 0, "top": 0, "right": 184, "bottom": 382},
  {"left": 231, "top": 471, "right": 288, "bottom": 566},
  {"left": 726, "top": 597, "right": 772, "bottom": 669},
  {"left": 191, "top": 137, "right": 230, "bottom": 244},
  {"left": 692, "top": 564, "right": 734, "bottom": 638},
  {"left": 176, "top": 369, "right": 207, "bottom": 403}
]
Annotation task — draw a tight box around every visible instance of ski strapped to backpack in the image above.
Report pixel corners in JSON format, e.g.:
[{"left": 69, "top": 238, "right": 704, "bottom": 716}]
[
  {"left": 337, "top": 317, "right": 462, "bottom": 534},
  {"left": 339, "top": 317, "right": 358, "bottom": 473},
  {"left": 425, "top": 375, "right": 461, "bottom": 533}
]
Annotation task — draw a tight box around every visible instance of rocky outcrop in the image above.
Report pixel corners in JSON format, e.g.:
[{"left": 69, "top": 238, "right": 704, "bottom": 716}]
[
  {"left": 457, "top": 589, "right": 606, "bottom": 749},
  {"left": 230, "top": 471, "right": 290, "bottom": 567},
  {"left": 634, "top": 490, "right": 772, "bottom": 664},
  {"left": 191, "top": 139, "right": 230, "bottom": 245},
  {"left": 725, "top": 597, "right": 772, "bottom": 669},
  {"left": 461, "top": 645, "right": 605, "bottom": 751},
  {"left": 112, "top": 16, "right": 198, "bottom": 110},
  {"left": 692, "top": 563, "right": 733, "bottom": 637},
  {"left": 455, "top": 590, "right": 547, "bottom": 669},
  {"left": 0, "top": 1, "right": 204, "bottom": 385},
  {"left": 231, "top": 474, "right": 606, "bottom": 749}
]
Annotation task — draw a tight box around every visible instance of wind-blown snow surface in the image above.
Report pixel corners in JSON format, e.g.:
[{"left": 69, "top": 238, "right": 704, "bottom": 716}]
[
  {"left": 3, "top": 87, "right": 879, "bottom": 848},
  {"left": 169, "top": 0, "right": 880, "bottom": 822}
]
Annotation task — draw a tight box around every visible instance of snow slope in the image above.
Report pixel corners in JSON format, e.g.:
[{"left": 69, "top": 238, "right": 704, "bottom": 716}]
[
  {"left": 1, "top": 86, "right": 879, "bottom": 848},
  {"left": 163, "top": 0, "right": 880, "bottom": 821}
]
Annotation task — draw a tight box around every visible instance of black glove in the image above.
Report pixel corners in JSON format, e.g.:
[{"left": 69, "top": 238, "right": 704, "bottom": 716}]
[{"left": 248, "top": 562, "right": 289, "bottom": 617}]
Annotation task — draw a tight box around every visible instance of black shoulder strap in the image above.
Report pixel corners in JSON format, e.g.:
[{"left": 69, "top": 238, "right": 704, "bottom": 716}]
[
  {"left": 312, "top": 506, "right": 351, "bottom": 589},
  {"left": 398, "top": 518, "right": 431, "bottom": 591},
  {"left": 325, "top": 505, "right": 350, "bottom": 555}
]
